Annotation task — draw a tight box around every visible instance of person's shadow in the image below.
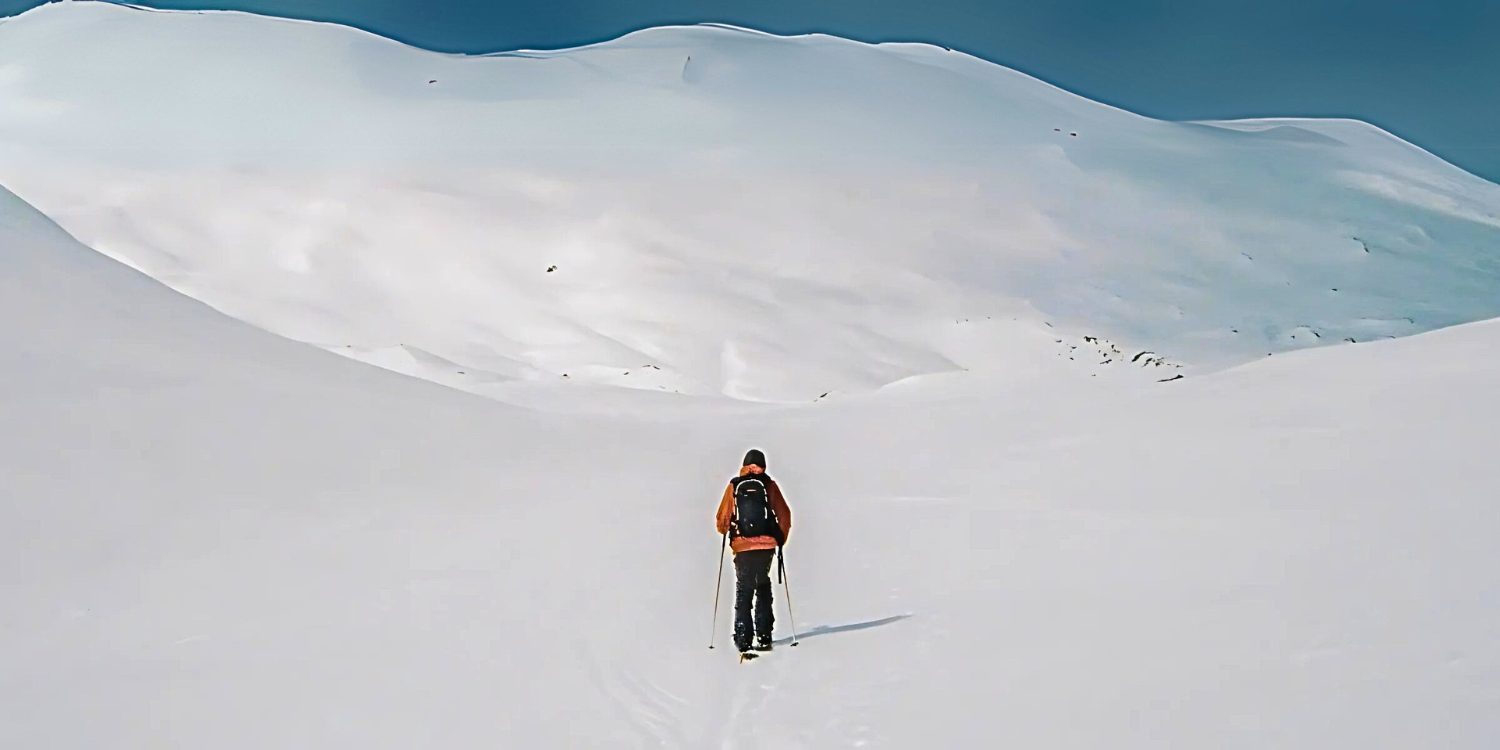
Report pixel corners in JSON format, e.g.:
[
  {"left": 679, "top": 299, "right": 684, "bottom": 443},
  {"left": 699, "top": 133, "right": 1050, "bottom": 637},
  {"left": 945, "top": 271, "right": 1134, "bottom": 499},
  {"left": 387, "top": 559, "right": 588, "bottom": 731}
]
[{"left": 774, "top": 614, "right": 911, "bottom": 645}]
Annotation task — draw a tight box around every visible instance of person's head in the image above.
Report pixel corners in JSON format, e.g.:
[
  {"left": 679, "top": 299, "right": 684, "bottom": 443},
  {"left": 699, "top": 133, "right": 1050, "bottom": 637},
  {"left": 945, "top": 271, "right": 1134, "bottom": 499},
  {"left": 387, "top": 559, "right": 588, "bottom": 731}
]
[{"left": 742, "top": 449, "right": 766, "bottom": 471}]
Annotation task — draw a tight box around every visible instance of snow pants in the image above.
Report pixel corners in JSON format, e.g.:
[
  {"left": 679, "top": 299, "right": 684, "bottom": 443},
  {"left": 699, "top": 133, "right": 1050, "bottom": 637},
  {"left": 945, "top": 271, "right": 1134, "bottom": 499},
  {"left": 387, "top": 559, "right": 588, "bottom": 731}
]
[{"left": 732, "top": 548, "right": 776, "bottom": 651}]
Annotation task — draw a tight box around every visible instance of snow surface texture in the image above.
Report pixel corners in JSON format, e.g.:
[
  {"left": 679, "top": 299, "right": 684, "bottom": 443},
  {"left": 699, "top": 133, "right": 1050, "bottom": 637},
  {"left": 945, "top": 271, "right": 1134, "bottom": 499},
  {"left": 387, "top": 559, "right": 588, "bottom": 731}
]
[
  {"left": 2, "top": 2, "right": 1500, "bottom": 747},
  {"left": 2, "top": 1, "right": 1499, "bottom": 405},
  {"left": 5, "top": 179, "right": 1500, "bottom": 747}
]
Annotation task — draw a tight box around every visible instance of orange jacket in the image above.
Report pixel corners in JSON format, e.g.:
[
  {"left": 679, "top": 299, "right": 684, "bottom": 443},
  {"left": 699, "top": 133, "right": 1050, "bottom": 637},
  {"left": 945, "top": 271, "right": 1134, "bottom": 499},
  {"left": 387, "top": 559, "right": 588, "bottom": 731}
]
[{"left": 716, "top": 465, "right": 792, "bottom": 554}]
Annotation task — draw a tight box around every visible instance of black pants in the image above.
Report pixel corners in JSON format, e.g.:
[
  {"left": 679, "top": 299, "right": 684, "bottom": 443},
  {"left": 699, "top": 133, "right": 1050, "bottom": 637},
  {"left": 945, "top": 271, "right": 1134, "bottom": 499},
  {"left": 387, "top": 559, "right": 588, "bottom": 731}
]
[{"left": 732, "top": 548, "right": 776, "bottom": 650}]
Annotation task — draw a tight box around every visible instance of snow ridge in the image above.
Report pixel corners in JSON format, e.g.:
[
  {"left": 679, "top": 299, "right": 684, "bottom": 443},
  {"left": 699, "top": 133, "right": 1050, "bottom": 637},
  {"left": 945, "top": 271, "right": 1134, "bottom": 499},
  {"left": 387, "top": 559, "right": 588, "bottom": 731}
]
[{"left": 2, "top": 1, "right": 1499, "bottom": 405}]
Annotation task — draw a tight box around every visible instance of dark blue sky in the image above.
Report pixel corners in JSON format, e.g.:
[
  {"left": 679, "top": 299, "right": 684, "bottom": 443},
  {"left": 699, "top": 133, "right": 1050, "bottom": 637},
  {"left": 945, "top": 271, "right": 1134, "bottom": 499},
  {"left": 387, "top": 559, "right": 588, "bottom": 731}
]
[{"left": 7, "top": 0, "right": 1499, "bottom": 183}]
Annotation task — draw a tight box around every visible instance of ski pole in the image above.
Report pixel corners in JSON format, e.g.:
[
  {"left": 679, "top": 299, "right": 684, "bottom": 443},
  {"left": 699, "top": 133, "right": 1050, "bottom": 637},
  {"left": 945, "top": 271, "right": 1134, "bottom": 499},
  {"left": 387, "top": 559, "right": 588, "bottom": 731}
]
[
  {"left": 778, "top": 547, "right": 800, "bottom": 647},
  {"left": 708, "top": 531, "right": 728, "bottom": 649}
]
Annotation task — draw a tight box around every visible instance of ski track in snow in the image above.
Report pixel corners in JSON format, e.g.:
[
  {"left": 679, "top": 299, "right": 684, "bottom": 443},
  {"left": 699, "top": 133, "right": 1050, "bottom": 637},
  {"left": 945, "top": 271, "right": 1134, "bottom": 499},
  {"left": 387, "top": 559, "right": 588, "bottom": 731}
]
[{"left": 580, "top": 638, "right": 688, "bottom": 747}]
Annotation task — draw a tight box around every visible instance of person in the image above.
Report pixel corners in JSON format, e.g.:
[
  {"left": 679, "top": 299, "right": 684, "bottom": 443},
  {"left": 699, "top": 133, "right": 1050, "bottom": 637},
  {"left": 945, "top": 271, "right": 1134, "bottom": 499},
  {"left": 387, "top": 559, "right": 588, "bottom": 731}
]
[{"left": 715, "top": 449, "right": 792, "bottom": 654}]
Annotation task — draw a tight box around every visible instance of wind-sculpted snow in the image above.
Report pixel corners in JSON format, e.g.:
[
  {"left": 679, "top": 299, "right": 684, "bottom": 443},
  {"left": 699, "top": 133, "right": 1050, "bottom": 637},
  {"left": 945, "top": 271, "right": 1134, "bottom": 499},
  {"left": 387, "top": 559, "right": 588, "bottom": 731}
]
[{"left": 2, "top": 1, "right": 1498, "bottom": 403}]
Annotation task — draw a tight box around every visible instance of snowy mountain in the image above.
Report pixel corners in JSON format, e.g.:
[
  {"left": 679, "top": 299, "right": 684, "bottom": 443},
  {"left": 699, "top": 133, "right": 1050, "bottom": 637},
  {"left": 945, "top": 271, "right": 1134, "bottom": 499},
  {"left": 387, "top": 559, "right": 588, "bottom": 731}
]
[
  {"left": 2, "top": 1, "right": 1499, "bottom": 405},
  {"left": 2, "top": 2, "right": 1500, "bottom": 747},
  {"left": 6, "top": 173, "right": 1500, "bottom": 746}
]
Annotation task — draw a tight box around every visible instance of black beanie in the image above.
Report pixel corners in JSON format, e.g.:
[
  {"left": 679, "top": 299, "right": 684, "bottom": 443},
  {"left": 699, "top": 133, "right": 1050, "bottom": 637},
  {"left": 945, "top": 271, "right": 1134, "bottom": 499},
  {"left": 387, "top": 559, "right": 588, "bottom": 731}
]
[{"left": 742, "top": 449, "right": 766, "bottom": 469}]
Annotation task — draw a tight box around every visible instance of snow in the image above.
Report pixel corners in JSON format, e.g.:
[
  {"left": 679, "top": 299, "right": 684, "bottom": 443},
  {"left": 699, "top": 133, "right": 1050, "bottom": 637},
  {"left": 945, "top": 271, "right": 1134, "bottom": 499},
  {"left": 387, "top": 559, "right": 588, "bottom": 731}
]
[
  {"left": 3, "top": 1, "right": 1500, "bottom": 405},
  {"left": 2, "top": 1, "right": 1499, "bottom": 747}
]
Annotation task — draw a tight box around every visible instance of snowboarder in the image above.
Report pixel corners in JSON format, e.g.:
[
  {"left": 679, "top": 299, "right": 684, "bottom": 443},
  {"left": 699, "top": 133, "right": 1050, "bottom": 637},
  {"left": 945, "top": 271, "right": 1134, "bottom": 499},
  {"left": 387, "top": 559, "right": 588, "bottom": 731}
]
[{"left": 715, "top": 449, "right": 792, "bottom": 655}]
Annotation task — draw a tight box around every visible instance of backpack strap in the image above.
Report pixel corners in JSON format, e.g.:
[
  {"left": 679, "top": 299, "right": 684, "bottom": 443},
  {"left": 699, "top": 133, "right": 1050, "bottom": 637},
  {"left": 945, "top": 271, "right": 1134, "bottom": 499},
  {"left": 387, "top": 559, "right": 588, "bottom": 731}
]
[{"left": 731, "top": 473, "right": 773, "bottom": 488}]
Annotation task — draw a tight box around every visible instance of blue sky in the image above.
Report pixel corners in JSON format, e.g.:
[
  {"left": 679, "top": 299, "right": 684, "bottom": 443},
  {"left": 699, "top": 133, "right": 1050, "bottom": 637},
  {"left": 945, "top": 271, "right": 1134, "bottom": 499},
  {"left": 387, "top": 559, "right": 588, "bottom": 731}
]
[{"left": 6, "top": 0, "right": 1498, "bottom": 183}]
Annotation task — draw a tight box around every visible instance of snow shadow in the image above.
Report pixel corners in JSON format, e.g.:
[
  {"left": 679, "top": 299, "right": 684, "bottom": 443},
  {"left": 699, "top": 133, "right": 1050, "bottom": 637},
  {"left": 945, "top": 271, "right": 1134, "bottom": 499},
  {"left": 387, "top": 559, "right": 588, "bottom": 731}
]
[{"left": 776, "top": 614, "right": 912, "bottom": 645}]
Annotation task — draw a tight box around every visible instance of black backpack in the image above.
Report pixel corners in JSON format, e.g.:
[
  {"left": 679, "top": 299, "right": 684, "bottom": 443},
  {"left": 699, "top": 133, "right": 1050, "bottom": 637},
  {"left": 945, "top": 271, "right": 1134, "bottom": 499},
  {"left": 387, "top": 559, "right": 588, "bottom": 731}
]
[{"left": 731, "top": 474, "right": 782, "bottom": 543}]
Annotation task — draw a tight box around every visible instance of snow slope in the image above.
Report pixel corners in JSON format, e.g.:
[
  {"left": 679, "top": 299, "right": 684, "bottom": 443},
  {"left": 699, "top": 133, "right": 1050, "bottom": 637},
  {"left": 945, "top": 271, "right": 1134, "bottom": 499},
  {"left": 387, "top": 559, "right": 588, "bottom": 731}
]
[
  {"left": 4, "top": 180, "right": 1499, "bottom": 747},
  {"left": 3, "top": 2, "right": 1500, "bottom": 747},
  {"left": 2, "top": 1, "right": 1499, "bottom": 404}
]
